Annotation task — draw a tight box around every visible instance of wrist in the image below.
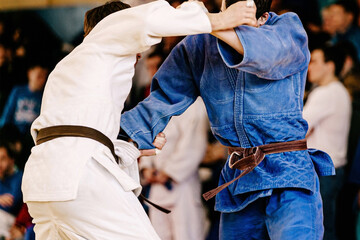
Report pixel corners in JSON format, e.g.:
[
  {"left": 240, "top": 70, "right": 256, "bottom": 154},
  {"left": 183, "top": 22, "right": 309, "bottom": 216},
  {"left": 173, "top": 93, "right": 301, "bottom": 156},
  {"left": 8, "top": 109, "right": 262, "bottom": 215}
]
[{"left": 207, "top": 12, "right": 226, "bottom": 32}]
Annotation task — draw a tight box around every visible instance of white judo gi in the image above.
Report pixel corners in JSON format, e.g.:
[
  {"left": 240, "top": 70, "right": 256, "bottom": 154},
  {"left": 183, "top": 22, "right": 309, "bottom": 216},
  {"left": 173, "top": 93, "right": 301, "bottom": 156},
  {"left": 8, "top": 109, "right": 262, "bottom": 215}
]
[
  {"left": 21, "top": 1, "right": 212, "bottom": 239},
  {"left": 140, "top": 98, "right": 209, "bottom": 240}
]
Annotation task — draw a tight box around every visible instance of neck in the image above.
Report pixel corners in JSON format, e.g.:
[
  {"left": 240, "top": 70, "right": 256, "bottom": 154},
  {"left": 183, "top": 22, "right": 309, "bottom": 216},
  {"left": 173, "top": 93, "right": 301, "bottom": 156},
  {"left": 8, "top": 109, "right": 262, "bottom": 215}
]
[{"left": 318, "top": 75, "right": 338, "bottom": 86}]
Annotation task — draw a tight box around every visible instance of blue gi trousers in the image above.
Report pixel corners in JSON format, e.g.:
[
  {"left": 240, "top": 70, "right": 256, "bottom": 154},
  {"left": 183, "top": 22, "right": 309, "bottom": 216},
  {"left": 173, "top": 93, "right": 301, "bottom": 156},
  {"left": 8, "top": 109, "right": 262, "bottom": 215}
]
[{"left": 219, "top": 178, "right": 323, "bottom": 240}]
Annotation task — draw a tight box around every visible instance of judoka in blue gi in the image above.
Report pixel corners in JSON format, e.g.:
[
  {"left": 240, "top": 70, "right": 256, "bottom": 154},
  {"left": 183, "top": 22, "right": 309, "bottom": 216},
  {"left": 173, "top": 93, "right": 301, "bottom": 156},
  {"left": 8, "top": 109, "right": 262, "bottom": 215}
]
[{"left": 120, "top": 0, "right": 335, "bottom": 239}]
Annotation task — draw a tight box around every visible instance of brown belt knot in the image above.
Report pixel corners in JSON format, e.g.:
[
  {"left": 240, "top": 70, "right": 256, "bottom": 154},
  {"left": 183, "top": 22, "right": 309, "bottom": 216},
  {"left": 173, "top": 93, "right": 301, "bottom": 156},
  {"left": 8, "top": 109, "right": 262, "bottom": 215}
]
[{"left": 202, "top": 139, "right": 307, "bottom": 201}]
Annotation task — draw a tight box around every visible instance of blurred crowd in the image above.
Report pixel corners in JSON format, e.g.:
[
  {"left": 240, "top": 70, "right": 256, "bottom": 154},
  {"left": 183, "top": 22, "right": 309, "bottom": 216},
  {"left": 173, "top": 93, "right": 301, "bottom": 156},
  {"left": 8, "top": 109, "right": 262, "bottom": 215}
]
[{"left": 0, "top": 0, "right": 360, "bottom": 239}]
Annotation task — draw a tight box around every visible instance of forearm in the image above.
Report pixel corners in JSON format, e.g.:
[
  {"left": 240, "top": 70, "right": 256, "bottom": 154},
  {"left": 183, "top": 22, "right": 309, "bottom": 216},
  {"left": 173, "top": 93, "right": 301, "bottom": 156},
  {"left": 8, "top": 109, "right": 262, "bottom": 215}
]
[
  {"left": 211, "top": 29, "right": 244, "bottom": 55},
  {"left": 206, "top": 0, "right": 257, "bottom": 31},
  {"left": 121, "top": 40, "right": 199, "bottom": 149}
]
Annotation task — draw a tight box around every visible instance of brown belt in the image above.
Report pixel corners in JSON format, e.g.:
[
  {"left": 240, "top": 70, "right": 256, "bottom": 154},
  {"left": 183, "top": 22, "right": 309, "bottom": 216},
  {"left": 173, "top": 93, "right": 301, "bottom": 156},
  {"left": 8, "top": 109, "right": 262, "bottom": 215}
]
[
  {"left": 37, "top": 125, "right": 119, "bottom": 163},
  {"left": 36, "top": 125, "right": 171, "bottom": 214},
  {"left": 202, "top": 139, "right": 307, "bottom": 201}
]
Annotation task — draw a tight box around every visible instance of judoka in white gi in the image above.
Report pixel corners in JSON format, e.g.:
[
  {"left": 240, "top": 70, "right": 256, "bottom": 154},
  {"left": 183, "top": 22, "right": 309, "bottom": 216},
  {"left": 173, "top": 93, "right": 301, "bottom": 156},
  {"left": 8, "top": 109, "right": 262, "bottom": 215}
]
[
  {"left": 140, "top": 97, "right": 208, "bottom": 240},
  {"left": 21, "top": 0, "right": 258, "bottom": 239}
]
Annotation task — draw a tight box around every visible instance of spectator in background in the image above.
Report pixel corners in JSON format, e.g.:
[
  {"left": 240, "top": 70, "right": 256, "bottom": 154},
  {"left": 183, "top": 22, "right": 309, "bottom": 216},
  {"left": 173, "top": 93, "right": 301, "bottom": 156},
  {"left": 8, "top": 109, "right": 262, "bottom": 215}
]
[
  {"left": 316, "top": 0, "right": 337, "bottom": 15},
  {"left": 124, "top": 50, "right": 165, "bottom": 112},
  {"left": 0, "top": 62, "right": 48, "bottom": 136},
  {"left": 200, "top": 138, "right": 227, "bottom": 240},
  {"left": 0, "top": 42, "right": 13, "bottom": 114},
  {"left": 0, "top": 140, "right": 23, "bottom": 239},
  {"left": 144, "top": 51, "right": 164, "bottom": 97},
  {"left": 338, "top": 41, "right": 359, "bottom": 80},
  {"left": 326, "top": 1, "right": 360, "bottom": 61},
  {"left": 304, "top": 44, "right": 352, "bottom": 240},
  {"left": 6, "top": 203, "right": 35, "bottom": 240},
  {"left": 0, "top": 124, "right": 26, "bottom": 171},
  {"left": 140, "top": 98, "right": 209, "bottom": 240},
  {"left": 338, "top": 66, "right": 360, "bottom": 240},
  {"left": 348, "top": 137, "right": 360, "bottom": 240},
  {"left": 340, "top": 41, "right": 360, "bottom": 166}
]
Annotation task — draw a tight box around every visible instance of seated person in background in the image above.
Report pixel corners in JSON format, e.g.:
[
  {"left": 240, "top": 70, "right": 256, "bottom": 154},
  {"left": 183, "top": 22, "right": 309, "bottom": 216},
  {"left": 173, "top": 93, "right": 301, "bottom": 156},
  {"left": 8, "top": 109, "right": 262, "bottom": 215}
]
[
  {"left": 7, "top": 203, "right": 35, "bottom": 240},
  {"left": 0, "top": 62, "right": 48, "bottom": 136},
  {"left": 0, "top": 140, "right": 23, "bottom": 239}
]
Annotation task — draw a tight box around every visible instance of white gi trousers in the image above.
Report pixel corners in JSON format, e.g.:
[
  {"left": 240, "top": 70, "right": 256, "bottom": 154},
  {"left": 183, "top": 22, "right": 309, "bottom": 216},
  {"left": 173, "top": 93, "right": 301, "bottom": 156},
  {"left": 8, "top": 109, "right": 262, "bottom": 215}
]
[{"left": 27, "top": 157, "right": 160, "bottom": 240}]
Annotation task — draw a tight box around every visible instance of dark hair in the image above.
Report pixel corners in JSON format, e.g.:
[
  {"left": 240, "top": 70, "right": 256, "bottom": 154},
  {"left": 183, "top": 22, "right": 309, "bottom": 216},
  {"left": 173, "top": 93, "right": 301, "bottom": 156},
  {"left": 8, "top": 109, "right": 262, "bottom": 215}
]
[
  {"left": 333, "top": 0, "right": 359, "bottom": 25},
  {"left": 0, "top": 124, "right": 22, "bottom": 161},
  {"left": 225, "top": 0, "right": 272, "bottom": 19},
  {"left": 336, "top": 41, "right": 358, "bottom": 65},
  {"left": 321, "top": 44, "right": 346, "bottom": 77},
  {"left": 0, "top": 140, "right": 17, "bottom": 161},
  {"left": 84, "top": 0, "right": 131, "bottom": 37}
]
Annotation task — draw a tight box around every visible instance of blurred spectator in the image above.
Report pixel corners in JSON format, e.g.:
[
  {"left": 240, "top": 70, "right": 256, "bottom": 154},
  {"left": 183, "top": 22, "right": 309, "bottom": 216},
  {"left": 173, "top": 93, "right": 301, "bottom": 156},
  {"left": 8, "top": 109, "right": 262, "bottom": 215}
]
[
  {"left": 273, "top": 0, "right": 321, "bottom": 27},
  {"left": 271, "top": 0, "right": 328, "bottom": 51},
  {"left": 0, "top": 42, "right": 14, "bottom": 114},
  {"left": 124, "top": 50, "right": 165, "bottom": 111},
  {"left": 326, "top": 1, "right": 360, "bottom": 61},
  {"left": 304, "top": 44, "right": 352, "bottom": 240},
  {"left": 144, "top": 51, "right": 165, "bottom": 97},
  {"left": 200, "top": 139, "right": 227, "bottom": 240},
  {"left": 317, "top": 0, "right": 337, "bottom": 14},
  {"left": 341, "top": 43, "right": 360, "bottom": 165},
  {"left": 0, "top": 140, "right": 23, "bottom": 239},
  {"left": 336, "top": 65, "right": 360, "bottom": 240},
  {"left": 337, "top": 41, "right": 359, "bottom": 80},
  {"left": 0, "top": 124, "right": 26, "bottom": 171},
  {"left": 6, "top": 203, "right": 35, "bottom": 240},
  {"left": 140, "top": 98, "right": 208, "bottom": 240},
  {"left": 346, "top": 136, "right": 360, "bottom": 240},
  {"left": 0, "top": 62, "right": 48, "bottom": 135}
]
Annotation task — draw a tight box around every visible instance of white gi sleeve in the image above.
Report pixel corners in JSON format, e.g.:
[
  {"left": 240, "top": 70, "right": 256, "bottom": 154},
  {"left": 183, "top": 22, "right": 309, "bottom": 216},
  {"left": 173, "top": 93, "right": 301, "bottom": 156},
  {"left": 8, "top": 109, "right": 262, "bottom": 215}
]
[{"left": 83, "top": 0, "right": 211, "bottom": 55}]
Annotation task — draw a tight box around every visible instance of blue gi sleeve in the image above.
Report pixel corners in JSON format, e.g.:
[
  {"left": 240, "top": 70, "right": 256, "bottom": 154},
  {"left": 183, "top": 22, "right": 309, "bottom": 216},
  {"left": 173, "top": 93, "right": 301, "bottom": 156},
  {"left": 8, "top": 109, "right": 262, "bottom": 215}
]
[
  {"left": 121, "top": 37, "right": 202, "bottom": 149},
  {"left": 217, "top": 12, "right": 310, "bottom": 80}
]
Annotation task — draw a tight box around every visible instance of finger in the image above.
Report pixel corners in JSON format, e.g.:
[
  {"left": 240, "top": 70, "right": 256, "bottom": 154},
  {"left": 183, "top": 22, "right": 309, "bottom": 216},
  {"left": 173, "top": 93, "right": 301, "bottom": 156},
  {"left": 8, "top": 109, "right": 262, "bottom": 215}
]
[
  {"left": 153, "top": 138, "right": 166, "bottom": 147},
  {"left": 154, "top": 136, "right": 166, "bottom": 144},
  {"left": 153, "top": 137, "right": 166, "bottom": 149},
  {"left": 140, "top": 149, "right": 156, "bottom": 156},
  {"left": 246, "top": 0, "right": 254, "bottom": 7}
]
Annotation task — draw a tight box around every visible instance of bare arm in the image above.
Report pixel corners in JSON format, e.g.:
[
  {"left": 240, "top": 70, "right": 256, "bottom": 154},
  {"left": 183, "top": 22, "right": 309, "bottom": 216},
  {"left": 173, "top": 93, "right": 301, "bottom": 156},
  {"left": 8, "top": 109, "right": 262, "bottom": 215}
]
[
  {"left": 207, "top": 0, "right": 258, "bottom": 54},
  {"left": 212, "top": 29, "right": 244, "bottom": 55},
  {"left": 206, "top": 1, "right": 257, "bottom": 31}
]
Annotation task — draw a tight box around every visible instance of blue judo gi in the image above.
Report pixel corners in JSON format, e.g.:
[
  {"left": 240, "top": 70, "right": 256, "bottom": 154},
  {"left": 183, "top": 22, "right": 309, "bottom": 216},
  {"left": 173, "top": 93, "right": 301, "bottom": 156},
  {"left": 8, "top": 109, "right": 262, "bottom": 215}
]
[{"left": 121, "top": 12, "right": 335, "bottom": 239}]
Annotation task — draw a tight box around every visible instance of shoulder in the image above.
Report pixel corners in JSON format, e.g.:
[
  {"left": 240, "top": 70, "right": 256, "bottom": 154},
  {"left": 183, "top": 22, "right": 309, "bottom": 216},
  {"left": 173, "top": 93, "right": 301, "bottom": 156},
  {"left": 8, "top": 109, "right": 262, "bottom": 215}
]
[
  {"left": 267, "top": 12, "right": 303, "bottom": 26},
  {"left": 12, "top": 170, "right": 24, "bottom": 183},
  {"left": 4, "top": 170, "right": 23, "bottom": 185},
  {"left": 308, "top": 85, "right": 331, "bottom": 101},
  {"left": 8, "top": 85, "right": 26, "bottom": 96},
  {"left": 330, "top": 81, "right": 351, "bottom": 99}
]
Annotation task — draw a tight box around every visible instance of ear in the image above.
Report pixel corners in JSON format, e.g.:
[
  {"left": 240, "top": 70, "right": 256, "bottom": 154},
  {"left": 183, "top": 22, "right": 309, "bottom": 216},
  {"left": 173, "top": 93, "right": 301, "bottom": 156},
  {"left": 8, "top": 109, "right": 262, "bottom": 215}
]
[
  {"left": 345, "top": 12, "right": 354, "bottom": 26},
  {"left": 258, "top": 12, "right": 269, "bottom": 26},
  {"left": 326, "top": 61, "right": 336, "bottom": 74}
]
